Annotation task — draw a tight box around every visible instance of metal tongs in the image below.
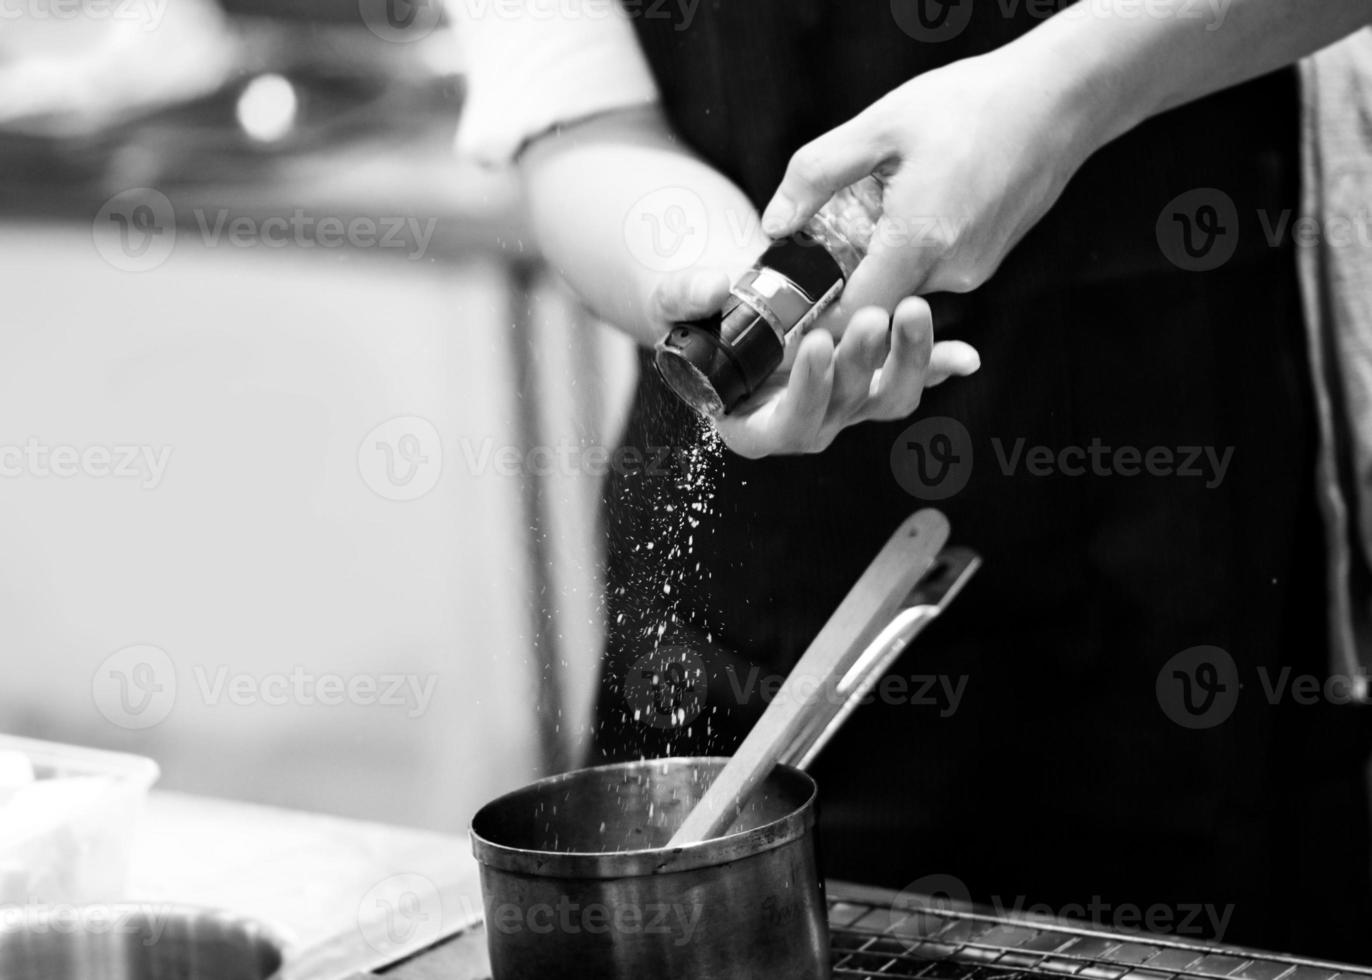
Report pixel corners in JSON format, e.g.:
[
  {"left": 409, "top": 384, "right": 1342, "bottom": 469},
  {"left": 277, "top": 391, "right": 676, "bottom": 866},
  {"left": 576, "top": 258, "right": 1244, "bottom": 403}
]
[{"left": 668, "top": 510, "right": 980, "bottom": 846}]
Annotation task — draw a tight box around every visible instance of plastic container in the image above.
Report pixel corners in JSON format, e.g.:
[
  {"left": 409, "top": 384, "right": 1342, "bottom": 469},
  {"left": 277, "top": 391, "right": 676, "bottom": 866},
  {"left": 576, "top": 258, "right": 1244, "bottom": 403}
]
[{"left": 0, "top": 735, "right": 159, "bottom": 905}]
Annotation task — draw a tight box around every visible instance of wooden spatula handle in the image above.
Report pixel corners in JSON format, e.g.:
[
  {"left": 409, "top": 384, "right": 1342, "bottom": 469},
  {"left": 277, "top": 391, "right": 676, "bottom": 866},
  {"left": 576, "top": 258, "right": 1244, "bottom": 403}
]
[{"left": 667, "top": 509, "right": 950, "bottom": 847}]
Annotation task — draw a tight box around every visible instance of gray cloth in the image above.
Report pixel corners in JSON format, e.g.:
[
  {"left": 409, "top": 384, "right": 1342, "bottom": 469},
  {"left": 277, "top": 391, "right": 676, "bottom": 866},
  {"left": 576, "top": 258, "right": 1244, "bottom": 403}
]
[{"left": 1298, "top": 27, "right": 1372, "bottom": 694}]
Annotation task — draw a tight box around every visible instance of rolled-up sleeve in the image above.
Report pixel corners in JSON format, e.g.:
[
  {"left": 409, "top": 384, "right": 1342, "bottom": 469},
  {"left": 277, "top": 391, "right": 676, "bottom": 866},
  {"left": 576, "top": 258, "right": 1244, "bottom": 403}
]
[{"left": 446, "top": 0, "right": 660, "bottom": 166}]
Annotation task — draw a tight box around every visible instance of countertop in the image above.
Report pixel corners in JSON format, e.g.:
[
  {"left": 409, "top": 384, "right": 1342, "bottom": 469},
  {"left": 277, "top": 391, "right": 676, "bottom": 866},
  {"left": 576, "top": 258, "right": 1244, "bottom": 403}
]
[{"left": 129, "top": 790, "right": 490, "bottom": 979}]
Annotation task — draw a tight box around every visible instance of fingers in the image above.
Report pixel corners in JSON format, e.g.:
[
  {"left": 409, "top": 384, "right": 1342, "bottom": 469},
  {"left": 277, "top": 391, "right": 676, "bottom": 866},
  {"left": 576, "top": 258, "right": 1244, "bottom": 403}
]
[
  {"left": 717, "top": 331, "right": 835, "bottom": 458},
  {"left": 649, "top": 268, "right": 732, "bottom": 324},
  {"left": 828, "top": 308, "right": 891, "bottom": 420},
  {"left": 814, "top": 223, "right": 920, "bottom": 339},
  {"left": 713, "top": 299, "right": 981, "bottom": 458},
  {"left": 760, "top": 117, "right": 889, "bottom": 238},
  {"left": 926, "top": 340, "right": 982, "bottom": 387},
  {"left": 856, "top": 297, "right": 979, "bottom": 420},
  {"left": 860, "top": 296, "right": 934, "bottom": 422}
]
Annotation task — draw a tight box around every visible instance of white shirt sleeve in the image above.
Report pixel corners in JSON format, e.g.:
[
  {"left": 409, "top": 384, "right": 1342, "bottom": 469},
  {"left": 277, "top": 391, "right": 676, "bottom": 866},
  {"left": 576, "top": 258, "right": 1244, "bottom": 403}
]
[{"left": 446, "top": 0, "right": 661, "bottom": 166}]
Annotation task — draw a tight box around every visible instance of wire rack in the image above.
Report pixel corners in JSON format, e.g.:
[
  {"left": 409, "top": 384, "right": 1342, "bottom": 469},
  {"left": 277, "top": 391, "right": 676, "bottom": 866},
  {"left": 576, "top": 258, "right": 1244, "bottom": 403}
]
[{"left": 826, "top": 883, "right": 1372, "bottom": 980}]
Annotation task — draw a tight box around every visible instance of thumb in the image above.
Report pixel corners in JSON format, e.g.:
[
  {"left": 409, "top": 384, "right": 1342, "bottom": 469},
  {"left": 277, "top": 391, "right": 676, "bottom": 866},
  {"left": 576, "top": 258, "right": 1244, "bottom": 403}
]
[
  {"left": 760, "top": 116, "right": 888, "bottom": 238},
  {"left": 649, "top": 268, "right": 732, "bottom": 324}
]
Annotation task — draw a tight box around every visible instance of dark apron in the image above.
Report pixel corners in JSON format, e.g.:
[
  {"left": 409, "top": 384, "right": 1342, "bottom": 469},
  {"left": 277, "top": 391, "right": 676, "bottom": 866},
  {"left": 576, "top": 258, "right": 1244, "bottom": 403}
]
[{"left": 595, "top": 0, "right": 1372, "bottom": 960}]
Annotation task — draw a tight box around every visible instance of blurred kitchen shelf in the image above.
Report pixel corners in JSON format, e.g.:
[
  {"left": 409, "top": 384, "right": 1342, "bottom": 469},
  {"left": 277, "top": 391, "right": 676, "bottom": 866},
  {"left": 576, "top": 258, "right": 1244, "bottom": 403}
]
[{"left": 0, "top": 17, "right": 526, "bottom": 261}]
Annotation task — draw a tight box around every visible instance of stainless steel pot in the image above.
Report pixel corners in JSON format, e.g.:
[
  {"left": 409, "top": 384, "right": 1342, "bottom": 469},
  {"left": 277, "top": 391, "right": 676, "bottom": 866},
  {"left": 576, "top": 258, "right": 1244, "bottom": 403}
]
[
  {"left": 469, "top": 545, "right": 981, "bottom": 980},
  {"left": 470, "top": 757, "right": 828, "bottom": 980},
  {"left": 0, "top": 904, "right": 284, "bottom": 980}
]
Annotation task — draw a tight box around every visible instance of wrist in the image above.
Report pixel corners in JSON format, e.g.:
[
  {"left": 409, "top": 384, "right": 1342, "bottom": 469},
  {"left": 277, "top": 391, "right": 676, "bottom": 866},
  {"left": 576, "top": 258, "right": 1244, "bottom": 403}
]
[{"left": 994, "top": 11, "right": 1159, "bottom": 163}]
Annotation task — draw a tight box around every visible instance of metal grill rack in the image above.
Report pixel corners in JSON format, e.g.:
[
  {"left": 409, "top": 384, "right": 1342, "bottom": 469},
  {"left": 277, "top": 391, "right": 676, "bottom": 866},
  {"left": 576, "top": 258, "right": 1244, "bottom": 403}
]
[{"left": 826, "top": 883, "right": 1372, "bottom": 980}]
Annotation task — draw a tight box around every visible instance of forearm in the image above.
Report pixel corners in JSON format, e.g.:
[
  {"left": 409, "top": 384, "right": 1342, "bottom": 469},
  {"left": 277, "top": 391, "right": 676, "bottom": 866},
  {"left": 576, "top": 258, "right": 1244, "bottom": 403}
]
[
  {"left": 518, "top": 107, "right": 768, "bottom": 347},
  {"left": 1005, "top": 0, "right": 1372, "bottom": 156}
]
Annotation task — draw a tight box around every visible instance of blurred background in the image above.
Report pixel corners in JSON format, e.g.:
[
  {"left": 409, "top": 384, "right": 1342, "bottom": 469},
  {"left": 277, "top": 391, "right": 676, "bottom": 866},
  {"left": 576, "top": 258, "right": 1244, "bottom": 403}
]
[{"left": 0, "top": 0, "right": 637, "bottom": 833}]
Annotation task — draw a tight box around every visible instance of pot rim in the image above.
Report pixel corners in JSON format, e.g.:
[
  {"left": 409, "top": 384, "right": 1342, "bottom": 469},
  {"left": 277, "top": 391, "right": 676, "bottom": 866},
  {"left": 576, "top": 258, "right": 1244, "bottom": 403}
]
[{"left": 469, "top": 757, "right": 818, "bottom": 880}]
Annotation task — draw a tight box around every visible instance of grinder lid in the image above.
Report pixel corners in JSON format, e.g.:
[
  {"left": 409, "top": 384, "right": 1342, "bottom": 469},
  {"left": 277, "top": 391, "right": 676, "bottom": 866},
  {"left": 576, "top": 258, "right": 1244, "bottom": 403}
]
[{"left": 654, "top": 300, "right": 785, "bottom": 416}]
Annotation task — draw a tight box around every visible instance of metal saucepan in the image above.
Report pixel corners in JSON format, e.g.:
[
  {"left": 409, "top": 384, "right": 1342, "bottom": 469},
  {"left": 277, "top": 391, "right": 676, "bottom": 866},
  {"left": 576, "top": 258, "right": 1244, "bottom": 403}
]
[
  {"left": 470, "top": 541, "right": 979, "bottom": 980},
  {"left": 472, "top": 757, "right": 826, "bottom": 980}
]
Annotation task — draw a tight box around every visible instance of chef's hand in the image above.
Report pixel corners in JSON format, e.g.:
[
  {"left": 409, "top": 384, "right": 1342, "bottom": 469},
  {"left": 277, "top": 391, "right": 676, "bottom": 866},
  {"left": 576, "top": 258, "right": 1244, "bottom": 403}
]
[
  {"left": 651, "top": 268, "right": 979, "bottom": 458},
  {"left": 760, "top": 50, "right": 1101, "bottom": 316}
]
